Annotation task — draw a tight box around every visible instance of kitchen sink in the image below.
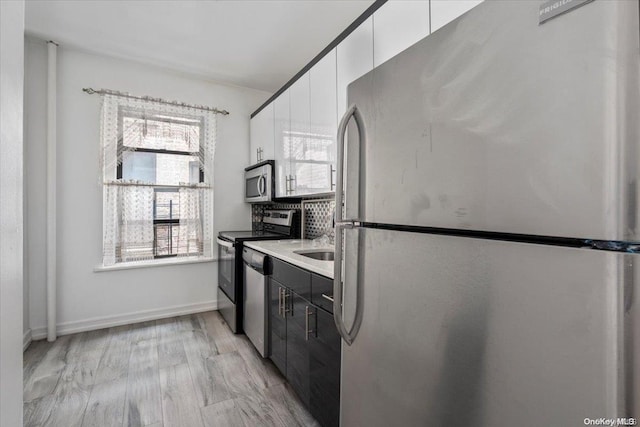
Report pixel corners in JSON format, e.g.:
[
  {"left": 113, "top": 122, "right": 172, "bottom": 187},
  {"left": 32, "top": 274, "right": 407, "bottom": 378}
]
[{"left": 294, "top": 250, "right": 335, "bottom": 261}]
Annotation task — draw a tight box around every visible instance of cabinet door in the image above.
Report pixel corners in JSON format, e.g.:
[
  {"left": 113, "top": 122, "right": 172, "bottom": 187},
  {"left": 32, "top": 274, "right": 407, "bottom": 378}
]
[
  {"left": 309, "top": 307, "right": 341, "bottom": 427},
  {"left": 289, "top": 72, "right": 311, "bottom": 196},
  {"left": 273, "top": 90, "right": 291, "bottom": 197},
  {"left": 286, "top": 293, "right": 311, "bottom": 406},
  {"left": 373, "top": 0, "right": 429, "bottom": 67},
  {"left": 249, "top": 116, "right": 261, "bottom": 165},
  {"left": 337, "top": 16, "right": 373, "bottom": 121},
  {"left": 305, "top": 48, "right": 338, "bottom": 195},
  {"left": 250, "top": 103, "right": 275, "bottom": 164},
  {"left": 269, "top": 279, "right": 287, "bottom": 376},
  {"left": 260, "top": 104, "right": 275, "bottom": 161},
  {"left": 430, "top": 0, "right": 483, "bottom": 33}
]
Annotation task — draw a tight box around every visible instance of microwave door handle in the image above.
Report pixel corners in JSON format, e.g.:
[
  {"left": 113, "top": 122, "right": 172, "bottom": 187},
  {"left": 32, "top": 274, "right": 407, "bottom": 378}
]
[{"left": 256, "top": 175, "right": 264, "bottom": 197}]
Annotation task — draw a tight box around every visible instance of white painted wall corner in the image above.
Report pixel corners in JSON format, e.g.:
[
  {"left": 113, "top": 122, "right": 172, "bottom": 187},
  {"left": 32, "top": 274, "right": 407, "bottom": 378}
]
[
  {"left": 30, "top": 300, "right": 217, "bottom": 340},
  {"left": 23, "top": 329, "right": 32, "bottom": 352}
]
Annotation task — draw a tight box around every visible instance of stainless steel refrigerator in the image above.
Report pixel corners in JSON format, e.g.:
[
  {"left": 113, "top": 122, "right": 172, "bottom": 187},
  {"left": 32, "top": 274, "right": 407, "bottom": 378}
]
[{"left": 332, "top": 1, "right": 639, "bottom": 426}]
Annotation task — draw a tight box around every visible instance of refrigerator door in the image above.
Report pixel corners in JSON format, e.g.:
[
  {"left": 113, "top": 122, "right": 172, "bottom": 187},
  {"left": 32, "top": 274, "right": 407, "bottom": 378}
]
[
  {"left": 345, "top": 0, "right": 640, "bottom": 241},
  {"left": 339, "top": 226, "right": 634, "bottom": 427}
]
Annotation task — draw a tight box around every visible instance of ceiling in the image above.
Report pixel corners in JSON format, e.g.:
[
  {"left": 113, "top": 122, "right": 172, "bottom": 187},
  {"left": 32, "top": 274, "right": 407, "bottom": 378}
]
[{"left": 25, "top": 0, "right": 375, "bottom": 93}]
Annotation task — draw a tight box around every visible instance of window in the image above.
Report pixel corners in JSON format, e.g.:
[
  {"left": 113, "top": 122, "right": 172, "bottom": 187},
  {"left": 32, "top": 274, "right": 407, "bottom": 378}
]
[{"left": 100, "top": 94, "right": 217, "bottom": 266}]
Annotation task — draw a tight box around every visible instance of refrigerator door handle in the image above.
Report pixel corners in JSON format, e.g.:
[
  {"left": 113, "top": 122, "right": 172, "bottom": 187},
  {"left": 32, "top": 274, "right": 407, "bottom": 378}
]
[{"left": 334, "top": 104, "right": 366, "bottom": 346}]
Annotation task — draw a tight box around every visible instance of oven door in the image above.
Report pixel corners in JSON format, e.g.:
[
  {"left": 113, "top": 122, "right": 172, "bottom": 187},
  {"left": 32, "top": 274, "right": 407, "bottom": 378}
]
[{"left": 217, "top": 237, "right": 235, "bottom": 302}]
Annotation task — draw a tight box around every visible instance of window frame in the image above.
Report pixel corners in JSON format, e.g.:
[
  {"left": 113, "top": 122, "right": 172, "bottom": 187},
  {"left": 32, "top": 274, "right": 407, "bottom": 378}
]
[{"left": 116, "top": 106, "right": 206, "bottom": 260}]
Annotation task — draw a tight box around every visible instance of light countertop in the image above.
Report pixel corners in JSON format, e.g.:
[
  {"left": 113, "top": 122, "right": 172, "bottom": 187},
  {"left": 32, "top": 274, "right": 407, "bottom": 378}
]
[{"left": 243, "top": 239, "right": 334, "bottom": 279}]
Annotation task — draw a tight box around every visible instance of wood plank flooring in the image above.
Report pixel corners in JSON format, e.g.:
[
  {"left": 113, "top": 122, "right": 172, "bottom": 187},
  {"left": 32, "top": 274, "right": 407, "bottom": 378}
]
[{"left": 23, "top": 311, "right": 320, "bottom": 427}]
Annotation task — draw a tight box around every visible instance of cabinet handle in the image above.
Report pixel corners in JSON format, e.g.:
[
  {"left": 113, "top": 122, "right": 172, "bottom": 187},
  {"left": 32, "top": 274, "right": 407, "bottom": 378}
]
[
  {"left": 278, "top": 287, "right": 283, "bottom": 317},
  {"left": 285, "top": 175, "right": 290, "bottom": 194},
  {"left": 292, "top": 175, "right": 297, "bottom": 192},
  {"left": 286, "top": 175, "right": 295, "bottom": 194},
  {"left": 321, "top": 293, "right": 334, "bottom": 302},
  {"left": 305, "top": 306, "right": 315, "bottom": 341},
  {"left": 330, "top": 166, "right": 336, "bottom": 190},
  {"left": 282, "top": 288, "right": 291, "bottom": 316}
]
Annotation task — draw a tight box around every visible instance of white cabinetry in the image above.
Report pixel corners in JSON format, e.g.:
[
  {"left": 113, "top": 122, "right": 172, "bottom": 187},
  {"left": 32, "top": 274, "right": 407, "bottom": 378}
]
[
  {"left": 256, "top": 0, "right": 484, "bottom": 198},
  {"left": 289, "top": 72, "right": 311, "bottom": 196},
  {"left": 373, "top": 1, "right": 429, "bottom": 67},
  {"left": 308, "top": 48, "right": 338, "bottom": 195},
  {"left": 249, "top": 103, "right": 274, "bottom": 164},
  {"left": 430, "top": 0, "right": 483, "bottom": 33},
  {"left": 337, "top": 16, "right": 373, "bottom": 121},
  {"left": 274, "top": 90, "right": 290, "bottom": 198}
]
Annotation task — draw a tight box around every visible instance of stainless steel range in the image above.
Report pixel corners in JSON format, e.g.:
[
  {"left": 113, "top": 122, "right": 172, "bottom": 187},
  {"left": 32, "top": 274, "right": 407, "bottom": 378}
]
[{"left": 217, "top": 209, "right": 299, "bottom": 333}]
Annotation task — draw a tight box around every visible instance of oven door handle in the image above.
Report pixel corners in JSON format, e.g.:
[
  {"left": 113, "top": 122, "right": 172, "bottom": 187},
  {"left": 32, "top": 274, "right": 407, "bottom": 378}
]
[
  {"left": 258, "top": 175, "right": 266, "bottom": 196},
  {"left": 216, "top": 237, "right": 234, "bottom": 249}
]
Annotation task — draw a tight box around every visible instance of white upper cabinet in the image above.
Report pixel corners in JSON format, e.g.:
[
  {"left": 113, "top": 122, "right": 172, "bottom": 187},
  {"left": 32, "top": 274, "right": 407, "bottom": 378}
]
[
  {"left": 430, "top": 0, "right": 484, "bottom": 33},
  {"left": 310, "top": 48, "right": 338, "bottom": 134},
  {"left": 306, "top": 48, "right": 338, "bottom": 195},
  {"left": 289, "top": 72, "right": 312, "bottom": 196},
  {"left": 249, "top": 103, "right": 274, "bottom": 165},
  {"left": 373, "top": 0, "right": 429, "bottom": 67},
  {"left": 337, "top": 16, "right": 373, "bottom": 121},
  {"left": 273, "top": 89, "right": 290, "bottom": 198},
  {"left": 257, "top": 1, "right": 487, "bottom": 199}
]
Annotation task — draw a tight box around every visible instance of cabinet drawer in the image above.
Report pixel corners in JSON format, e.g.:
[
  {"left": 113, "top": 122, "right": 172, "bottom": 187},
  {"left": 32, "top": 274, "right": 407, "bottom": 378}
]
[
  {"left": 272, "top": 258, "right": 311, "bottom": 300},
  {"left": 311, "top": 273, "right": 333, "bottom": 314}
]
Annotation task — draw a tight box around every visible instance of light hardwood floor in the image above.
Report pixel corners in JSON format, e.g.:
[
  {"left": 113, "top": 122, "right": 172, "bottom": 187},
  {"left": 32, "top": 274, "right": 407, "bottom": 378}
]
[{"left": 23, "top": 311, "right": 320, "bottom": 427}]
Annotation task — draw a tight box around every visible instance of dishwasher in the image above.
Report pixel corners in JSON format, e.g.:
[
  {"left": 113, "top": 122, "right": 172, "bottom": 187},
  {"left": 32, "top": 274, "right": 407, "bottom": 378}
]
[{"left": 242, "top": 247, "right": 270, "bottom": 357}]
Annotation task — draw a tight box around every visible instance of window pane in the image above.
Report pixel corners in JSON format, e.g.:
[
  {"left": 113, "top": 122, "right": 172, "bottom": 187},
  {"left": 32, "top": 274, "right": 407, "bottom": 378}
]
[
  {"left": 122, "top": 152, "right": 200, "bottom": 185},
  {"left": 156, "top": 154, "right": 200, "bottom": 185},
  {"left": 122, "top": 151, "right": 156, "bottom": 182},
  {"left": 154, "top": 190, "right": 180, "bottom": 220},
  {"left": 154, "top": 224, "right": 179, "bottom": 257},
  {"left": 122, "top": 114, "right": 201, "bottom": 152}
]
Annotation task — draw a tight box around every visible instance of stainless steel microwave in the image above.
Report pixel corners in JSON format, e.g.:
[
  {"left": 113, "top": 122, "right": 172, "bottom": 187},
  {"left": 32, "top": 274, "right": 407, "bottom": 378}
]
[{"left": 245, "top": 160, "right": 274, "bottom": 203}]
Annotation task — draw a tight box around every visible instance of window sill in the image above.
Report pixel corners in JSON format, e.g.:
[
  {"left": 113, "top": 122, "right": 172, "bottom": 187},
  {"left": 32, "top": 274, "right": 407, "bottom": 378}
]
[{"left": 94, "top": 256, "right": 217, "bottom": 273}]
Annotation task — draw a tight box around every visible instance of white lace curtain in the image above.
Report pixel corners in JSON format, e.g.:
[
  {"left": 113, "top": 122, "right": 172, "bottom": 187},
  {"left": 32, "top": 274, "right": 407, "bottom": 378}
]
[{"left": 100, "top": 93, "right": 217, "bottom": 266}]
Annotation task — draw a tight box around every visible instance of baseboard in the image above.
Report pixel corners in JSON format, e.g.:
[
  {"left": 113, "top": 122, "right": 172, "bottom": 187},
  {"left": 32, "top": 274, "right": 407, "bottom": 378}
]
[
  {"left": 23, "top": 329, "right": 32, "bottom": 351},
  {"left": 30, "top": 300, "right": 217, "bottom": 340}
]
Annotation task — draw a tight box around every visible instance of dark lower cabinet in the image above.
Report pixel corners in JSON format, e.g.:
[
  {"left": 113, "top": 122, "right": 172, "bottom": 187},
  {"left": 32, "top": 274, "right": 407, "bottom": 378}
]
[
  {"left": 286, "top": 293, "right": 311, "bottom": 405},
  {"left": 269, "top": 279, "right": 287, "bottom": 375},
  {"left": 268, "top": 266, "right": 339, "bottom": 427},
  {"left": 309, "top": 307, "right": 341, "bottom": 427}
]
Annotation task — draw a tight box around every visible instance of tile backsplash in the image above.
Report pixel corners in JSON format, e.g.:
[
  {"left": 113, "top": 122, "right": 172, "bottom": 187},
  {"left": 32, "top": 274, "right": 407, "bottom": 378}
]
[{"left": 251, "top": 198, "right": 336, "bottom": 241}]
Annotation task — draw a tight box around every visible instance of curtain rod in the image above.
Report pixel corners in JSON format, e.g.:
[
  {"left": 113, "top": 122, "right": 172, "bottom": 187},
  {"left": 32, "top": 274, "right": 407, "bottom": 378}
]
[
  {"left": 82, "top": 87, "right": 229, "bottom": 115},
  {"left": 104, "top": 180, "right": 211, "bottom": 189}
]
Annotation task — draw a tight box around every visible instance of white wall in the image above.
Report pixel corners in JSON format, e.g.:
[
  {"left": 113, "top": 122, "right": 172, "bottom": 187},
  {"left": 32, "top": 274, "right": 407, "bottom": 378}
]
[
  {"left": 24, "top": 39, "right": 271, "bottom": 338},
  {"left": 1, "top": 0, "right": 25, "bottom": 425}
]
